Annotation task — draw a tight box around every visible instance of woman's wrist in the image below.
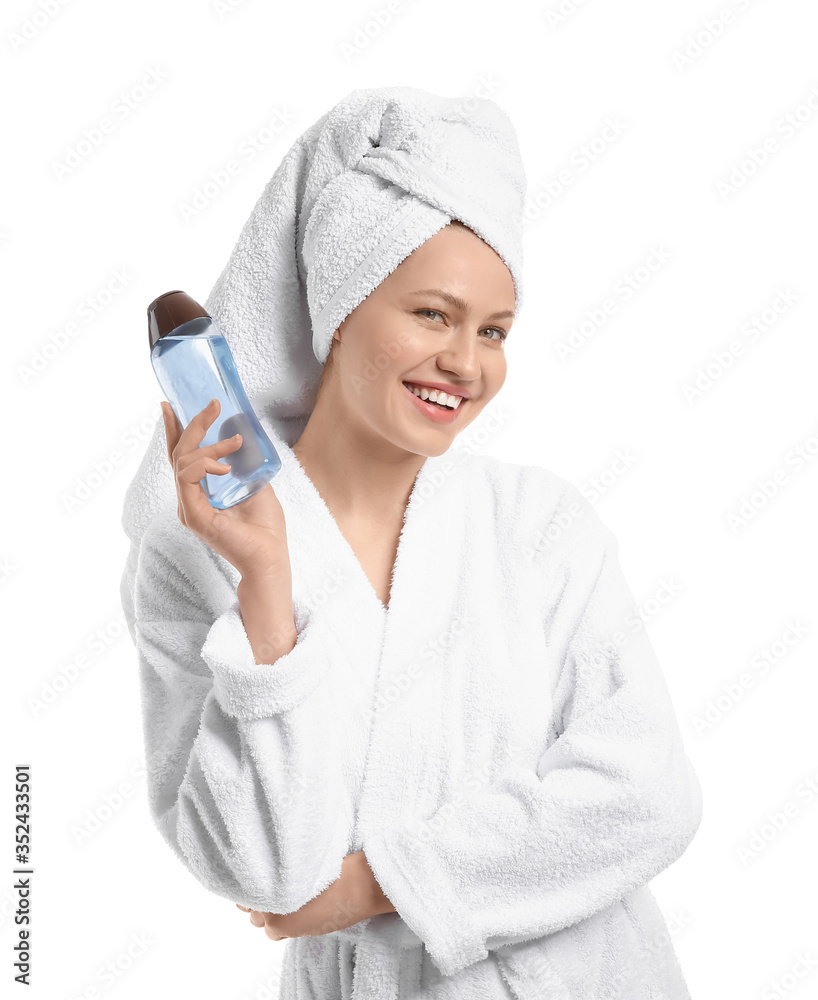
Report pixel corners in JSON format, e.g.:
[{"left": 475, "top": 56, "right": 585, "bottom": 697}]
[
  {"left": 360, "top": 852, "right": 396, "bottom": 916},
  {"left": 237, "top": 570, "right": 297, "bottom": 665}
]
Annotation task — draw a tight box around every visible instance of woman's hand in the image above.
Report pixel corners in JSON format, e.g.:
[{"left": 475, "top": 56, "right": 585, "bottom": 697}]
[
  {"left": 234, "top": 852, "right": 396, "bottom": 941},
  {"left": 160, "top": 398, "right": 289, "bottom": 579}
]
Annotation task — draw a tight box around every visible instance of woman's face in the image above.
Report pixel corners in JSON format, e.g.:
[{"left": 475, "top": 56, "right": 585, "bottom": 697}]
[{"left": 323, "top": 222, "right": 516, "bottom": 457}]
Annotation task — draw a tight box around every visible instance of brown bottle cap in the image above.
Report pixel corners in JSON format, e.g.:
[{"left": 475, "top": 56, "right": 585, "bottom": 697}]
[{"left": 147, "top": 290, "right": 210, "bottom": 351}]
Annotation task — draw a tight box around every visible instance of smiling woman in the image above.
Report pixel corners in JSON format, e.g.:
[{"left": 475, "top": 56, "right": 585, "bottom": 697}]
[
  {"left": 121, "top": 85, "right": 702, "bottom": 1000},
  {"left": 315, "top": 218, "right": 512, "bottom": 394},
  {"left": 302, "top": 221, "right": 514, "bottom": 458}
]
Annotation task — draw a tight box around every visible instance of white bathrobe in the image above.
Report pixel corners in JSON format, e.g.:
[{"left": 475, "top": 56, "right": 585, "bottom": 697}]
[{"left": 125, "top": 412, "right": 702, "bottom": 999}]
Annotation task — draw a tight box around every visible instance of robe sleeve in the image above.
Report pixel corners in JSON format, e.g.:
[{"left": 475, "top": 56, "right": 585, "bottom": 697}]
[
  {"left": 130, "top": 515, "right": 351, "bottom": 915},
  {"left": 360, "top": 495, "right": 703, "bottom": 978}
]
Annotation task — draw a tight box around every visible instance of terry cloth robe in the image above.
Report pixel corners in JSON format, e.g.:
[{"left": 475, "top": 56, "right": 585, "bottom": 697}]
[{"left": 125, "top": 411, "right": 703, "bottom": 1000}]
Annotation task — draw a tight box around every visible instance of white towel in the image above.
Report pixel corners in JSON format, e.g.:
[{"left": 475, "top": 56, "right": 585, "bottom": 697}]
[{"left": 120, "top": 85, "right": 527, "bottom": 638}]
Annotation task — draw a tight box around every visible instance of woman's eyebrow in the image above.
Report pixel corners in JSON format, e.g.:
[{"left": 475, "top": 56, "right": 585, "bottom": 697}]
[{"left": 407, "top": 288, "right": 515, "bottom": 322}]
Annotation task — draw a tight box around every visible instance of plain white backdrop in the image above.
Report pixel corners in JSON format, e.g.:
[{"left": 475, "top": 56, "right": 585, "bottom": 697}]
[{"left": 4, "top": 1, "right": 818, "bottom": 997}]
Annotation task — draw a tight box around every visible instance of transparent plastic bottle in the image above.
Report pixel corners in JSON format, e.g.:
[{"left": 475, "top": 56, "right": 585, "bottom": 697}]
[{"left": 148, "top": 290, "right": 281, "bottom": 509}]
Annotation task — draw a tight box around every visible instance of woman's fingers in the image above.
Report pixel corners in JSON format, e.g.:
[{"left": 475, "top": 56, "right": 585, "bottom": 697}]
[
  {"left": 160, "top": 401, "right": 182, "bottom": 466},
  {"left": 157, "top": 396, "right": 287, "bottom": 578},
  {"left": 161, "top": 396, "right": 220, "bottom": 467},
  {"left": 235, "top": 904, "right": 290, "bottom": 938},
  {"left": 160, "top": 399, "right": 241, "bottom": 523},
  {"left": 174, "top": 436, "right": 245, "bottom": 531},
  {"left": 174, "top": 443, "right": 237, "bottom": 486},
  {"left": 170, "top": 398, "right": 218, "bottom": 466},
  {"left": 235, "top": 904, "right": 263, "bottom": 927}
]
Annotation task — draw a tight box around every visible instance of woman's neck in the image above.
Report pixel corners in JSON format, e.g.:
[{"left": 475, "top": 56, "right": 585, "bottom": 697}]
[{"left": 291, "top": 411, "right": 427, "bottom": 526}]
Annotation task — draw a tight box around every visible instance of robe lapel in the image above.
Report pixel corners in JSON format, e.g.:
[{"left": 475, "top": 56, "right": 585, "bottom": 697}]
[{"left": 356, "top": 458, "right": 472, "bottom": 834}]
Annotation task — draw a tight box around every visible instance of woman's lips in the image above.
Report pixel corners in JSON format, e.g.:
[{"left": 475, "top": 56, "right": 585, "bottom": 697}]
[{"left": 402, "top": 381, "right": 464, "bottom": 424}]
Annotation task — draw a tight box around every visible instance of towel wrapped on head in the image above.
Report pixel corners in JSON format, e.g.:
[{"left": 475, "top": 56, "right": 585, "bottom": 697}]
[{"left": 121, "top": 85, "right": 528, "bottom": 634}]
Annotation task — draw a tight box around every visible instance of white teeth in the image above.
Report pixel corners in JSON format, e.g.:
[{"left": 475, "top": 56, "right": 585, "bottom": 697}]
[{"left": 404, "top": 383, "right": 464, "bottom": 410}]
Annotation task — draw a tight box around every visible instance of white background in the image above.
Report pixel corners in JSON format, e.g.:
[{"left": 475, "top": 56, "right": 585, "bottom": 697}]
[{"left": 4, "top": 0, "right": 818, "bottom": 997}]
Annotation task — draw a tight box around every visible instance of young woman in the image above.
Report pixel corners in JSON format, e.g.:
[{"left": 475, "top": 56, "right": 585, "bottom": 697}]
[{"left": 124, "top": 87, "right": 702, "bottom": 999}]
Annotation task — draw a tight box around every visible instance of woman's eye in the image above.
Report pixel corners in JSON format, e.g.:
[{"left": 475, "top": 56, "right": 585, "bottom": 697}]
[{"left": 414, "top": 310, "right": 507, "bottom": 342}]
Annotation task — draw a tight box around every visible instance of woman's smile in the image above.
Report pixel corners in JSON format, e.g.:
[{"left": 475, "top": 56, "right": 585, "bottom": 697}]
[{"left": 401, "top": 380, "right": 466, "bottom": 424}]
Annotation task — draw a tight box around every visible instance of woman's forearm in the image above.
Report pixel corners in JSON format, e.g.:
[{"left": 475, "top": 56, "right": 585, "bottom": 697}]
[{"left": 237, "top": 568, "right": 298, "bottom": 665}]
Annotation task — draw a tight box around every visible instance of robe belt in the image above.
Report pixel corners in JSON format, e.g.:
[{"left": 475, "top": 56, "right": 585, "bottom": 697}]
[
  {"left": 351, "top": 936, "right": 425, "bottom": 1000},
  {"left": 337, "top": 912, "right": 425, "bottom": 999}
]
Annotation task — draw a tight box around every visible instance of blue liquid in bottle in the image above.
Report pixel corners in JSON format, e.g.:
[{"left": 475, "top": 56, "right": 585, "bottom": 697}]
[{"left": 148, "top": 292, "right": 281, "bottom": 509}]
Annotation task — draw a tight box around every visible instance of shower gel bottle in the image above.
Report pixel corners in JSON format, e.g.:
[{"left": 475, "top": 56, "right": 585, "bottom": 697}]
[{"left": 148, "top": 290, "right": 281, "bottom": 509}]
